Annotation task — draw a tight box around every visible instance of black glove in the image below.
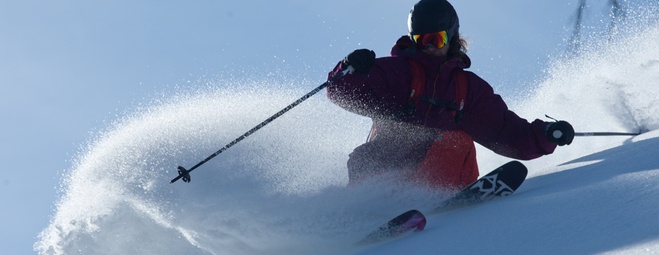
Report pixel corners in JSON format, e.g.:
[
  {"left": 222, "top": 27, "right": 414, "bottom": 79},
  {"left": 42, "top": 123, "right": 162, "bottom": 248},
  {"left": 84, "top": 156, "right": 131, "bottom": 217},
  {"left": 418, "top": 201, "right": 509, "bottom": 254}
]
[
  {"left": 343, "top": 49, "right": 375, "bottom": 74},
  {"left": 545, "top": 121, "right": 575, "bottom": 146}
]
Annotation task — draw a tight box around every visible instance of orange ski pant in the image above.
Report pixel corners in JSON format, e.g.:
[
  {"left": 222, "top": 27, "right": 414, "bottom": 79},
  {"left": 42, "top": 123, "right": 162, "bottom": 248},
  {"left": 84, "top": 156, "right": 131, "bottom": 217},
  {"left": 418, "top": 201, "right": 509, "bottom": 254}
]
[{"left": 415, "top": 130, "right": 479, "bottom": 190}]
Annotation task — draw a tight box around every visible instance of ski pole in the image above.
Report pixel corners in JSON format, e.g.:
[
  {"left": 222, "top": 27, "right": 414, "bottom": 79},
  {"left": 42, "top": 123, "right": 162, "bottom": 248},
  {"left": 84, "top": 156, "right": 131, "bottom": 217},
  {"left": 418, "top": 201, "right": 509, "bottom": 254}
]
[
  {"left": 575, "top": 131, "right": 641, "bottom": 137},
  {"left": 170, "top": 67, "right": 354, "bottom": 184},
  {"left": 544, "top": 115, "right": 643, "bottom": 138}
]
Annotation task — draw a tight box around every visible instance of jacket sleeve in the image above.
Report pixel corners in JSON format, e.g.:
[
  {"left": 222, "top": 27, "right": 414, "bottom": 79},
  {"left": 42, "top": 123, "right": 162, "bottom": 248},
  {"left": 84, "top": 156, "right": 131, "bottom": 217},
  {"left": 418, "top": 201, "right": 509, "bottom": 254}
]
[
  {"left": 458, "top": 72, "right": 557, "bottom": 160},
  {"left": 326, "top": 58, "right": 411, "bottom": 119}
]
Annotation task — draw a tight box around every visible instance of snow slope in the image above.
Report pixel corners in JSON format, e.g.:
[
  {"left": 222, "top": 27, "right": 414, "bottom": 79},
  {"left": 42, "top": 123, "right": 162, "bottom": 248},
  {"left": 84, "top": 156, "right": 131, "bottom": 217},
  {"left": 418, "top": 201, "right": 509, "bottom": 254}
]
[
  {"left": 351, "top": 131, "right": 659, "bottom": 255},
  {"left": 36, "top": 12, "right": 659, "bottom": 255}
]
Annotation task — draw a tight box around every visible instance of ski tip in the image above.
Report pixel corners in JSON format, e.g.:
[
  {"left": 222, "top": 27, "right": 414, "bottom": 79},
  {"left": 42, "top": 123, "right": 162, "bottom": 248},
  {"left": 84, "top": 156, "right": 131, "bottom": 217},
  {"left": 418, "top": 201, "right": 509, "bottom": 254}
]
[
  {"left": 390, "top": 210, "right": 426, "bottom": 229},
  {"left": 393, "top": 209, "right": 426, "bottom": 232},
  {"left": 410, "top": 211, "right": 427, "bottom": 232},
  {"left": 358, "top": 209, "right": 427, "bottom": 245},
  {"left": 506, "top": 160, "right": 526, "bottom": 168},
  {"left": 506, "top": 161, "right": 528, "bottom": 175},
  {"left": 499, "top": 161, "right": 528, "bottom": 190}
]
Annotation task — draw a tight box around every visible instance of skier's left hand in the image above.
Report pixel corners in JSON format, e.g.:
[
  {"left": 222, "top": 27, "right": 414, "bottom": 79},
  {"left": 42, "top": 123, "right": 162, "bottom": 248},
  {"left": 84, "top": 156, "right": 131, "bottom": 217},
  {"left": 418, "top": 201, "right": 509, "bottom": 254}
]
[{"left": 546, "top": 121, "right": 575, "bottom": 146}]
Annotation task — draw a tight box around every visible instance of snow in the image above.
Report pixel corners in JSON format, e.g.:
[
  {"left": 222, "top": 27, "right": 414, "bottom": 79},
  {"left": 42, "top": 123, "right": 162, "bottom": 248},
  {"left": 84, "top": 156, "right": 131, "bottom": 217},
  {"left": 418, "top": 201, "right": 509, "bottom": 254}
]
[
  {"left": 352, "top": 130, "right": 659, "bottom": 255},
  {"left": 35, "top": 10, "right": 659, "bottom": 255}
]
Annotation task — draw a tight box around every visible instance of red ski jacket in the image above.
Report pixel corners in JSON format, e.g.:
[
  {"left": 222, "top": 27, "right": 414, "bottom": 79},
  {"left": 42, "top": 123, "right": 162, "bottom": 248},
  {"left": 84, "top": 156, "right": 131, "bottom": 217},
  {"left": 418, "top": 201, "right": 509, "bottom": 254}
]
[{"left": 327, "top": 36, "right": 556, "bottom": 183}]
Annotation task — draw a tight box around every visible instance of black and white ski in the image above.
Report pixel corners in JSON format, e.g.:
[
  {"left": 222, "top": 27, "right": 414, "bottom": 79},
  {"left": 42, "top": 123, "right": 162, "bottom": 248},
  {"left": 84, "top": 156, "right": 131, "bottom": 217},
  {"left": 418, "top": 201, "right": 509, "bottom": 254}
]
[
  {"left": 359, "top": 161, "right": 528, "bottom": 244},
  {"left": 432, "top": 160, "right": 528, "bottom": 213}
]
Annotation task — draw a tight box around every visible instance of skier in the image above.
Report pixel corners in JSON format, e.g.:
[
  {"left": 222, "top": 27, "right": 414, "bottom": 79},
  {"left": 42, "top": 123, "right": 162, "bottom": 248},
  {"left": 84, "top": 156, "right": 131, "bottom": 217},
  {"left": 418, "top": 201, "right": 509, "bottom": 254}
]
[{"left": 327, "top": 0, "right": 574, "bottom": 190}]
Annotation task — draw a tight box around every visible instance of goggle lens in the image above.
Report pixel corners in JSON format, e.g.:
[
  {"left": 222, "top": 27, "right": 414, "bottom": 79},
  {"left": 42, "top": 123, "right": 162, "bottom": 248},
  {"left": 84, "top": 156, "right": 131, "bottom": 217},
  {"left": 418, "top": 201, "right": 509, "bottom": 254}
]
[{"left": 412, "top": 31, "right": 449, "bottom": 49}]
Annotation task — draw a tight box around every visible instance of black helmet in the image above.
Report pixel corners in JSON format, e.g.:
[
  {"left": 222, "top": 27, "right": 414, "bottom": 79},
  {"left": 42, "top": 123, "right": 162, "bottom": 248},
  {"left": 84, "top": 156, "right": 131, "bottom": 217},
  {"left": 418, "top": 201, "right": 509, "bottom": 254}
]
[{"left": 408, "top": 0, "right": 460, "bottom": 39}]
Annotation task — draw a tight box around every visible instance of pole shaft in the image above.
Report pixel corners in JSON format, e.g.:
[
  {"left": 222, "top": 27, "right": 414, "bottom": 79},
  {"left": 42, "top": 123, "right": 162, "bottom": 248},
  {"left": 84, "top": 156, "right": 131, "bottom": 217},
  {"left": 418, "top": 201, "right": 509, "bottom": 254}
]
[
  {"left": 170, "top": 68, "right": 351, "bottom": 183},
  {"left": 575, "top": 131, "right": 641, "bottom": 136}
]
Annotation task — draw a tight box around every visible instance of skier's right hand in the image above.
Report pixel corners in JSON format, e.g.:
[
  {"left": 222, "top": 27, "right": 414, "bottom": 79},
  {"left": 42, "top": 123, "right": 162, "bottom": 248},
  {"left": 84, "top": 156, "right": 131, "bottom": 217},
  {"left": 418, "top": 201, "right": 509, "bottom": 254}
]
[
  {"left": 545, "top": 120, "right": 575, "bottom": 146},
  {"left": 343, "top": 49, "right": 375, "bottom": 74}
]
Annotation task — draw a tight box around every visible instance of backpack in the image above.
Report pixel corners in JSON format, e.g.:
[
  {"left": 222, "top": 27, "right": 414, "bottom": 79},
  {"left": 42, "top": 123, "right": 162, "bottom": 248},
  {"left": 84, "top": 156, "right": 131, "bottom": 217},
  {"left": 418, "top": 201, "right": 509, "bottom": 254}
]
[
  {"left": 367, "top": 59, "right": 469, "bottom": 142},
  {"left": 404, "top": 58, "right": 468, "bottom": 123}
]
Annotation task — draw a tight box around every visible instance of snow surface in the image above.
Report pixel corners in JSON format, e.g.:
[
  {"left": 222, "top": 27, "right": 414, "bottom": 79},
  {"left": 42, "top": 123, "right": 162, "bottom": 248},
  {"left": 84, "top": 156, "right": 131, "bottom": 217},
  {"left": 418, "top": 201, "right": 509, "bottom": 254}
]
[{"left": 35, "top": 12, "right": 659, "bottom": 255}]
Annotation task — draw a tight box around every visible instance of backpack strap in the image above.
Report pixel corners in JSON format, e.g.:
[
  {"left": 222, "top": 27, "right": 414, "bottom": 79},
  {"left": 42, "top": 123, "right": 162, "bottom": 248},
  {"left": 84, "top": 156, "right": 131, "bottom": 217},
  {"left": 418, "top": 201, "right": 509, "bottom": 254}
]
[
  {"left": 407, "top": 59, "right": 426, "bottom": 103},
  {"left": 452, "top": 69, "right": 468, "bottom": 122},
  {"left": 367, "top": 60, "right": 468, "bottom": 142},
  {"left": 400, "top": 58, "right": 426, "bottom": 117},
  {"left": 368, "top": 59, "right": 425, "bottom": 142},
  {"left": 406, "top": 60, "right": 469, "bottom": 123}
]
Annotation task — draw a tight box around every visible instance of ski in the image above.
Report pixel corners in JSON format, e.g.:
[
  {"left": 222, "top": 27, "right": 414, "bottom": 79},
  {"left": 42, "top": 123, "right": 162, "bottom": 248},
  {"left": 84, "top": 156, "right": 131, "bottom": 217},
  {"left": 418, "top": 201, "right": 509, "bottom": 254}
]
[
  {"left": 358, "top": 209, "right": 427, "bottom": 245},
  {"left": 432, "top": 160, "right": 528, "bottom": 213},
  {"left": 359, "top": 161, "right": 528, "bottom": 244}
]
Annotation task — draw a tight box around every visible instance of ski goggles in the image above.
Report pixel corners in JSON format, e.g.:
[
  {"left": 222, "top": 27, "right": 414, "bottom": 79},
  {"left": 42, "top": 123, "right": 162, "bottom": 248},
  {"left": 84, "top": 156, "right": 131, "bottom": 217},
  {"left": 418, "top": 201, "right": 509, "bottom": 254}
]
[{"left": 411, "top": 30, "right": 450, "bottom": 49}]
